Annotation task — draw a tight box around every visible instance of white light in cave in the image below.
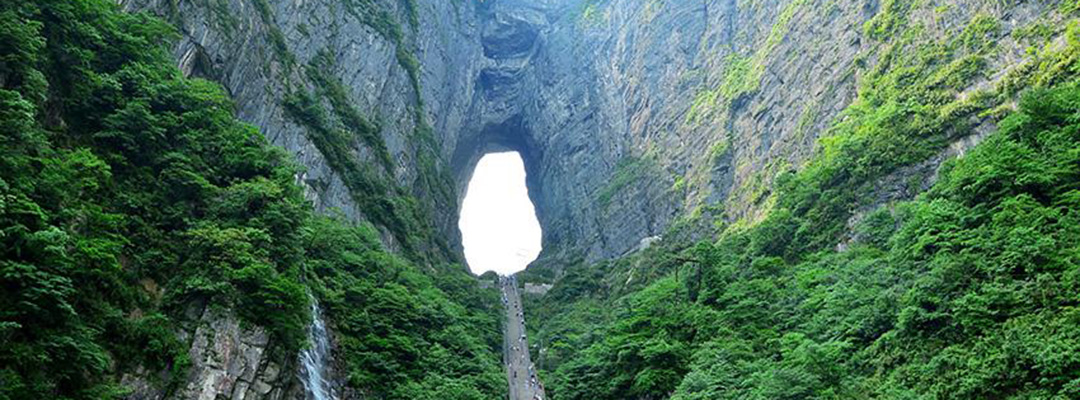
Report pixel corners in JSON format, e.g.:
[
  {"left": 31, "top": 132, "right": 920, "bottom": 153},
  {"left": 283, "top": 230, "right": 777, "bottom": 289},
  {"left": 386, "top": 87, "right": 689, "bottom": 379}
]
[{"left": 459, "top": 152, "right": 542, "bottom": 275}]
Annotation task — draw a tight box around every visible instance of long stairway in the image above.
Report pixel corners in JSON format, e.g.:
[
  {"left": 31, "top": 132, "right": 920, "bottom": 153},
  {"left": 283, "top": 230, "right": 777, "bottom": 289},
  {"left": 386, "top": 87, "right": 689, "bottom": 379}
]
[{"left": 501, "top": 276, "right": 546, "bottom": 400}]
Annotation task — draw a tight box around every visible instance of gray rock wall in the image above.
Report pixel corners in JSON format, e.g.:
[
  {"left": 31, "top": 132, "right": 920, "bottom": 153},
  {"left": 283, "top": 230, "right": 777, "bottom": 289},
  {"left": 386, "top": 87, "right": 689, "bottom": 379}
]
[
  {"left": 122, "top": 0, "right": 485, "bottom": 255},
  {"left": 121, "top": 305, "right": 303, "bottom": 400},
  {"left": 121, "top": 0, "right": 1064, "bottom": 280}
]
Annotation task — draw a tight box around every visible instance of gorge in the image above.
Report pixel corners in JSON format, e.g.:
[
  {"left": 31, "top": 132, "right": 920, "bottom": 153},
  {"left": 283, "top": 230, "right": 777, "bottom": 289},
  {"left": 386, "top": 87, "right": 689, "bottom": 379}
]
[{"left": 3, "top": 0, "right": 1080, "bottom": 399}]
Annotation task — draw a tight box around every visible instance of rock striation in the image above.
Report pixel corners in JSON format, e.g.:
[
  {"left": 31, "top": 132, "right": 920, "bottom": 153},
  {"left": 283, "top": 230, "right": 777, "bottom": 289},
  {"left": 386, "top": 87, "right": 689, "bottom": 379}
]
[{"left": 121, "top": 304, "right": 302, "bottom": 400}]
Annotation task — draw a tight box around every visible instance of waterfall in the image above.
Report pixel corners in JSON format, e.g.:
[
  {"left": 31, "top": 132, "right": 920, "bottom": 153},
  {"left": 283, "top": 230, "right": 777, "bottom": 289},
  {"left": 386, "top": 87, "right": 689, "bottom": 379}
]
[{"left": 299, "top": 298, "right": 334, "bottom": 400}]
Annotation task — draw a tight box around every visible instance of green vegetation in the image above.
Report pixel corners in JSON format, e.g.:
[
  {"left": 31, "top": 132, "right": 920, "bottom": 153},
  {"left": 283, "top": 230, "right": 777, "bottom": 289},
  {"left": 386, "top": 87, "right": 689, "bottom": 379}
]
[
  {"left": 686, "top": 0, "right": 806, "bottom": 124},
  {"left": 956, "top": 14, "right": 1001, "bottom": 53},
  {"left": 640, "top": 0, "right": 665, "bottom": 25},
  {"left": 864, "top": 0, "right": 913, "bottom": 39},
  {"left": 708, "top": 140, "right": 732, "bottom": 163},
  {"left": 733, "top": 6, "right": 1005, "bottom": 256},
  {"left": 596, "top": 156, "right": 661, "bottom": 208},
  {"left": 251, "top": 0, "right": 296, "bottom": 70},
  {"left": 282, "top": 88, "right": 410, "bottom": 244},
  {"left": 247, "top": 0, "right": 432, "bottom": 251},
  {"left": 343, "top": 0, "right": 405, "bottom": 42},
  {"left": 0, "top": 1, "right": 306, "bottom": 396},
  {"left": 577, "top": 0, "right": 608, "bottom": 28},
  {"left": 281, "top": 86, "right": 437, "bottom": 258},
  {"left": 292, "top": 0, "right": 440, "bottom": 259},
  {"left": 340, "top": 0, "right": 423, "bottom": 102},
  {"left": 999, "top": 20, "right": 1080, "bottom": 100},
  {"left": 305, "top": 52, "right": 393, "bottom": 171},
  {"left": 0, "top": 1, "right": 502, "bottom": 399},
  {"left": 196, "top": 0, "right": 239, "bottom": 35},
  {"left": 250, "top": 0, "right": 444, "bottom": 259},
  {"left": 305, "top": 217, "right": 506, "bottom": 399},
  {"left": 7, "top": 1, "right": 1080, "bottom": 399},
  {"left": 527, "top": 5, "right": 1080, "bottom": 400},
  {"left": 529, "top": 79, "right": 1080, "bottom": 400}
]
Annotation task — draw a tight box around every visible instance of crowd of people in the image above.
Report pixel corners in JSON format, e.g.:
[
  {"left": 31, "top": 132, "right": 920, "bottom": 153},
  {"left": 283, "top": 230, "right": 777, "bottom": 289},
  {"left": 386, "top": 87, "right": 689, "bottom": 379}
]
[{"left": 501, "top": 276, "right": 545, "bottom": 400}]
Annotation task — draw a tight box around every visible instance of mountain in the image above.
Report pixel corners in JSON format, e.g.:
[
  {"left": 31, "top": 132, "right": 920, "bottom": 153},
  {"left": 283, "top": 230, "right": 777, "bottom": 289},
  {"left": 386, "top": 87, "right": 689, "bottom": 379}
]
[{"left": 3, "top": 0, "right": 1080, "bottom": 399}]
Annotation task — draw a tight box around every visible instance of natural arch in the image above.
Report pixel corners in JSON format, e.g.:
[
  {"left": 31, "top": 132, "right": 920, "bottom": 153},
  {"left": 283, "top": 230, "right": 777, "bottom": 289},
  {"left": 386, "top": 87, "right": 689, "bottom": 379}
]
[{"left": 458, "top": 151, "right": 542, "bottom": 275}]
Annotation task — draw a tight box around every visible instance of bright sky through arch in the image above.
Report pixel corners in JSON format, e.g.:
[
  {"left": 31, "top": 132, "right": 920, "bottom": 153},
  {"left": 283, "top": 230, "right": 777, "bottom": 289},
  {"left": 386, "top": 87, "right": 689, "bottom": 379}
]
[{"left": 459, "top": 152, "right": 542, "bottom": 275}]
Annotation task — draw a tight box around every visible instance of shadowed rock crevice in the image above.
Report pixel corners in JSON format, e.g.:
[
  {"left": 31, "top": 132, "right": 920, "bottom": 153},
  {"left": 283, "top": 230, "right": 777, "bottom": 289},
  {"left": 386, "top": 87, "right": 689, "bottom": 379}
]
[{"left": 482, "top": 13, "right": 542, "bottom": 60}]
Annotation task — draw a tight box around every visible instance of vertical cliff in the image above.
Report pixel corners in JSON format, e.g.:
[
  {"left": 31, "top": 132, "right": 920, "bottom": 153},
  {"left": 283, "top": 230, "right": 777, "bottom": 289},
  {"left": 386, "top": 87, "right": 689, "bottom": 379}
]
[
  {"left": 472, "top": 0, "right": 1060, "bottom": 270},
  {"left": 121, "top": 0, "right": 490, "bottom": 260},
  {"left": 516, "top": 1, "right": 1080, "bottom": 398}
]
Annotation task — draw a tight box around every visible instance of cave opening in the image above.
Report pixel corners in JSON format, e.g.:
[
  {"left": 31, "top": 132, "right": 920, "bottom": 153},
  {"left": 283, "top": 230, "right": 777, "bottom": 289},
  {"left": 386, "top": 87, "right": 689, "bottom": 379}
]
[{"left": 458, "top": 151, "right": 542, "bottom": 275}]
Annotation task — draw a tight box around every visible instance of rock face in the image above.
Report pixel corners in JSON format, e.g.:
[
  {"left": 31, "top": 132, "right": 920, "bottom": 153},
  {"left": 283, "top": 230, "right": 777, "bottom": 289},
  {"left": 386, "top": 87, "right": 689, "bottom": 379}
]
[
  {"left": 120, "top": 0, "right": 1053, "bottom": 269},
  {"left": 121, "top": 305, "right": 302, "bottom": 400},
  {"left": 118, "top": 0, "right": 1060, "bottom": 396},
  {"left": 174, "top": 307, "right": 299, "bottom": 400},
  {"left": 452, "top": 0, "right": 1053, "bottom": 269},
  {"left": 120, "top": 0, "right": 484, "bottom": 255}
]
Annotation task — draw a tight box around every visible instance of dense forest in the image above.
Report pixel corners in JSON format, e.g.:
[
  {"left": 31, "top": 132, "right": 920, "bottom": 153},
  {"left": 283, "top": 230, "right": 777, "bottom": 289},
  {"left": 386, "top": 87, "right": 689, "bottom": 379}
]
[
  {"left": 0, "top": 0, "right": 503, "bottom": 398},
  {"left": 523, "top": 3, "right": 1080, "bottom": 399},
  {"left": 527, "top": 83, "right": 1080, "bottom": 398}
]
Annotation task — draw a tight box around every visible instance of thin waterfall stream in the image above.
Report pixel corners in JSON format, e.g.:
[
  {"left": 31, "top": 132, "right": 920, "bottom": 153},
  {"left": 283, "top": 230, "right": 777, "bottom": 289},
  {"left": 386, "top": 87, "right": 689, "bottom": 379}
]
[{"left": 299, "top": 298, "right": 334, "bottom": 400}]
